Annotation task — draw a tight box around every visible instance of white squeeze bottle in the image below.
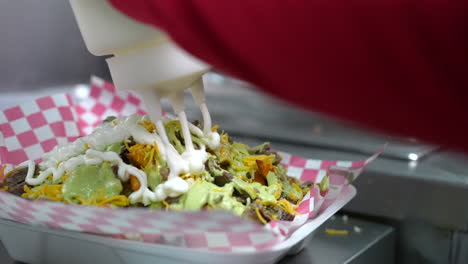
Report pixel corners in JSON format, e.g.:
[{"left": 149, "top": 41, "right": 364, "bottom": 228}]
[
  {"left": 69, "top": 0, "right": 220, "bottom": 204},
  {"left": 69, "top": 0, "right": 212, "bottom": 127}
]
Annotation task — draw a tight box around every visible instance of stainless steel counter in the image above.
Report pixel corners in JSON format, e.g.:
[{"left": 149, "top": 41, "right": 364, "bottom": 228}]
[
  {"left": 280, "top": 215, "right": 395, "bottom": 264},
  {"left": 0, "top": 215, "right": 395, "bottom": 264}
]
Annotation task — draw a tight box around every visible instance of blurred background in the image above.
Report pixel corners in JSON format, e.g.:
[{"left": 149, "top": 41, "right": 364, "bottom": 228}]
[{"left": 1, "top": 1, "right": 468, "bottom": 264}]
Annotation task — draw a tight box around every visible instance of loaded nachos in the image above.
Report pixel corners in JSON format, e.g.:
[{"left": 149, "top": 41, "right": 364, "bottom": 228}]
[{"left": 0, "top": 115, "right": 328, "bottom": 225}]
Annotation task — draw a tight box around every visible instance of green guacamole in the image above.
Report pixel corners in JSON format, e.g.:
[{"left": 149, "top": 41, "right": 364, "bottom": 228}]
[{"left": 62, "top": 163, "right": 122, "bottom": 203}]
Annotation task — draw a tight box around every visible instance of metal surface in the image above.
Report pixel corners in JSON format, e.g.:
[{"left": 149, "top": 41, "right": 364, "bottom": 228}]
[
  {"left": 196, "top": 73, "right": 438, "bottom": 161},
  {"left": 279, "top": 215, "right": 395, "bottom": 264},
  {"left": 451, "top": 231, "right": 468, "bottom": 264},
  {"left": 0, "top": 215, "right": 394, "bottom": 264}
]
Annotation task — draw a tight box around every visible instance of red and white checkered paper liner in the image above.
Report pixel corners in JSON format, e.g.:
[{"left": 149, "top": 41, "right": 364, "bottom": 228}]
[{"left": 0, "top": 76, "right": 383, "bottom": 252}]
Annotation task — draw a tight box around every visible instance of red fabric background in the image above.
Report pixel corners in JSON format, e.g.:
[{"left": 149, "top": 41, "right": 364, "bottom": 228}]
[{"left": 109, "top": 0, "right": 468, "bottom": 152}]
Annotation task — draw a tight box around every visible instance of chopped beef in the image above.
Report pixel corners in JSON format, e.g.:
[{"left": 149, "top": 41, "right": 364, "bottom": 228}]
[
  {"left": 283, "top": 196, "right": 299, "bottom": 205},
  {"left": 175, "top": 130, "right": 184, "bottom": 145},
  {"left": 249, "top": 143, "right": 270, "bottom": 155},
  {"left": 193, "top": 142, "right": 200, "bottom": 150},
  {"left": 0, "top": 166, "right": 36, "bottom": 196},
  {"left": 287, "top": 176, "right": 300, "bottom": 185},
  {"left": 206, "top": 149, "right": 216, "bottom": 156},
  {"left": 259, "top": 207, "right": 278, "bottom": 221},
  {"left": 112, "top": 166, "right": 119, "bottom": 176},
  {"left": 219, "top": 159, "right": 230, "bottom": 169},
  {"left": 191, "top": 120, "right": 201, "bottom": 128},
  {"left": 121, "top": 150, "right": 132, "bottom": 166},
  {"left": 160, "top": 168, "right": 170, "bottom": 182},
  {"left": 102, "top": 116, "right": 117, "bottom": 123},
  {"left": 214, "top": 172, "right": 233, "bottom": 187},
  {"left": 217, "top": 145, "right": 231, "bottom": 168},
  {"left": 121, "top": 138, "right": 135, "bottom": 164},
  {"left": 277, "top": 173, "right": 287, "bottom": 182},
  {"left": 249, "top": 143, "right": 282, "bottom": 165},
  {"left": 233, "top": 189, "right": 249, "bottom": 204},
  {"left": 165, "top": 196, "right": 180, "bottom": 204},
  {"left": 206, "top": 159, "right": 233, "bottom": 187},
  {"left": 236, "top": 196, "right": 247, "bottom": 204},
  {"left": 272, "top": 152, "right": 282, "bottom": 165},
  {"left": 242, "top": 201, "right": 264, "bottom": 222},
  {"left": 121, "top": 181, "right": 134, "bottom": 197},
  {"left": 270, "top": 204, "right": 295, "bottom": 221},
  {"left": 242, "top": 200, "right": 296, "bottom": 224},
  {"left": 299, "top": 181, "right": 314, "bottom": 190},
  {"left": 205, "top": 159, "right": 218, "bottom": 171}
]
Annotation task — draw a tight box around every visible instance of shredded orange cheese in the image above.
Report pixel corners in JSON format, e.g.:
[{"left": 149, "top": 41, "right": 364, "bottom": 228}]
[
  {"left": 124, "top": 140, "right": 131, "bottom": 151},
  {"left": 96, "top": 195, "right": 129, "bottom": 207},
  {"left": 181, "top": 174, "right": 198, "bottom": 181},
  {"left": 140, "top": 121, "right": 156, "bottom": 132},
  {"left": 274, "top": 182, "right": 282, "bottom": 199},
  {"left": 22, "top": 184, "right": 127, "bottom": 207},
  {"left": 276, "top": 200, "right": 300, "bottom": 215},
  {"left": 325, "top": 229, "right": 349, "bottom": 236},
  {"left": 291, "top": 183, "right": 304, "bottom": 200},
  {"left": 245, "top": 185, "right": 257, "bottom": 197},
  {"left": 289, "top": 192, "right": 299, "bottom": 202},
  {"left": 76, "top": 197, "right": 88, "bottom": 205},
  {"left": 22, "top": 185, "right": 63, "bottom": 201},
  {"left": 255, "top": 208, "right": 268, "bottom": 225},
  {"left": 291, "top": 183, "right": 302, "bottom": 193},
  {"left": 0, "top": 165, "right": 6, "bottom": 181},
  {"left": 60, "top": 174, "right": 69, "bottom": 183},
  {"left": 243, "top": 155, "right": 275, "bottom": 183},
  {"left": 127, "top": 143, "right": 159, "bottom": 169},
  {"left": 239, "top": 174, "right": 248, "bottom": 181},
  {"left": 220, "top": 134, "right": 229, "bottom": 144},
  {"left": 76, "top": 192, "right": 129, "bottom": 207},
  {"left": 243, "top": 155, "right": 274, "bottom": 168},
  {"left": 194, "top": 177, "right": 203, "bottom": 184},
  {"left": 302, "top": 185, "right": 312, "bottom": 195},
  {"left": 256, "top": 199, "right": 275, "bottom": 206},
  {"left": 256, "top": 194, "right": 305, "bottom": 217},
  {"left": 162, "top": 201, "right": 170, "bottom": 211},
  {"left": 218, "top": 145, "right": 230, "bottom": 163}
]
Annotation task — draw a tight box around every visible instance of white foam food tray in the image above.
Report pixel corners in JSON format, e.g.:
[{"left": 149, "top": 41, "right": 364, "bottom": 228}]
[{"left": 0, "top": 186, "right": 355, "bottom": 264}]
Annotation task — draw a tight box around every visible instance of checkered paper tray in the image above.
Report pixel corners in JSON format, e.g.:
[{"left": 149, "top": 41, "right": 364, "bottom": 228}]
[{"left": 0, "top": 76, "right": 383, "bottom": 253}]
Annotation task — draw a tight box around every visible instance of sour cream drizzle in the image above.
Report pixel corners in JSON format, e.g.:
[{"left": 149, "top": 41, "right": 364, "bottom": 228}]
[{"left": 26, "top": 83, "right": 220, "bottom": 205}]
